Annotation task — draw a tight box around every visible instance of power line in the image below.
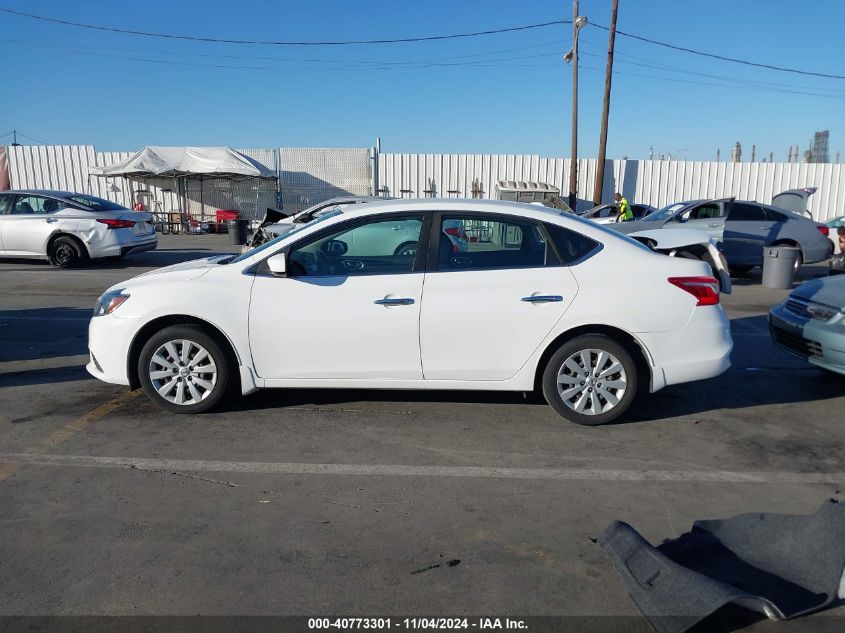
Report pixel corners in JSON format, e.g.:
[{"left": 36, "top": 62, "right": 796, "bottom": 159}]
[
  {"left": 14, "top": 131, "right": 49, "bottom": 144},
  {"left": 0, "top": 8, "right": 568, "bottom": 46},
  {"left": 590, "top": 23, "right": 845, "bottom": 80}
]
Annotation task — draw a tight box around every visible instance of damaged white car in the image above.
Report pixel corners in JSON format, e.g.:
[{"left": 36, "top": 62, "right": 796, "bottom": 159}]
[{"left": 629, "top": 228, "right": 732, "bottom": 294}]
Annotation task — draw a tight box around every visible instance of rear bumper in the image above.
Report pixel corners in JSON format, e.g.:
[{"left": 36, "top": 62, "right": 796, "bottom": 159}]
[
  {"left": 88, "top": 232, "right": 157, "bottom": 258},
  {"left": 637, "top": 306, "right": 733, "bottom": 392},
  {"left": 119, "top": 240, "right": 158, "bottom": 256}
]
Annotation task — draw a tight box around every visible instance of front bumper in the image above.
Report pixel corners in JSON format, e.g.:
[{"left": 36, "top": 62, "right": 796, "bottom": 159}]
[
  {"left": 769, "top": 303, "right": 845, "bottom": 375},
  {"left": 86, "top": 313, "right": 140, "bottom": 386}
]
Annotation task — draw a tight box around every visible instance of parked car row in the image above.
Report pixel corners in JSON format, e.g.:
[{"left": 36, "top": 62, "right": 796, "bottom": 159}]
[{"left": 585, "top": 190, "right": 832, "bottom": 274}]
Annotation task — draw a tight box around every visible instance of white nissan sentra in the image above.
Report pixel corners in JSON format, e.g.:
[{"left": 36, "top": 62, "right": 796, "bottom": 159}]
[{"left": 88, "top": 199, "right": 732, "bottom": 425}]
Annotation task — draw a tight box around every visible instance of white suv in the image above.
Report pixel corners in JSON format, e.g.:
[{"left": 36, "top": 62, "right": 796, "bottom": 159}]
[{"left": 87, "top": 199, "right": 732, "bottom": 426}]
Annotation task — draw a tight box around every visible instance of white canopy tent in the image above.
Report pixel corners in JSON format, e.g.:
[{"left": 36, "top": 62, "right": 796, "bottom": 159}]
[
  {"left": 90, "top": 146, "right": 278, "bottom": 228},
  {"left": 90, "top": 146, "right": 276, "bottom": 179}
]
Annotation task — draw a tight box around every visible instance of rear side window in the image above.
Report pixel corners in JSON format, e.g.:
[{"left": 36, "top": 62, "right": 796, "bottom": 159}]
[
  {"left": 438, "top": 216, "right": 550, "bottom": 271},
  {"left": 764, "top": 207, "right": 787, "bottom": 221},
  {"left": 544, "top": 222, "right": 600, "bottom": 264},
  {"left": 0, "top": 195, "right": 12, "bottom": 214},
  {"left": 728, "top": 203, "right": 767, "bottom": 221}
]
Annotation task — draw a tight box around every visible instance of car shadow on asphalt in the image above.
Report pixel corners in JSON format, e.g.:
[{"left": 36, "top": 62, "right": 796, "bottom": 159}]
[
  {"left": 624, "top": 313, "right": 842, "bottom": 424},
  {"left": 0, "top": 307, "right": 91, "bottom": 363},
  {"left": 0, "top": 249, "right": 229, "bottom": 271},
  {"left": 0, "top": 364, "right": 90, "bottom": 389}
]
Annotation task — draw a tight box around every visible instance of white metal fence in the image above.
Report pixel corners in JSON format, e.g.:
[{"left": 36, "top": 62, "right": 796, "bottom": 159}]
[
  {"left": 378, "top": 154, "right": 845, "bottom": 222},
  {"left": 4, "top": 145, "right": 843, "bottom": 223}
]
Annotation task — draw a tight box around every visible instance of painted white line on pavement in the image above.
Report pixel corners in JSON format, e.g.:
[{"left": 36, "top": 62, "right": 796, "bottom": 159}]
[{"left": 2, "top": 453, "right": 843, "bottom": 484}]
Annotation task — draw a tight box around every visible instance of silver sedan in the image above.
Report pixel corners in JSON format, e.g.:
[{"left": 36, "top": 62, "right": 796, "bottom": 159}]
[{"left": 0, "top": 189, "right": 157, "bottom": 267}]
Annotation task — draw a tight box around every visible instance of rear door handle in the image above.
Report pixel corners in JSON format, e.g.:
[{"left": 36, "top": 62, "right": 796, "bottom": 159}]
[
  {"left": 521, "top": 295, "right": 563, "bottom": 303},
  {"left": 374, "top": 297, "right": 415, "bottom": 306}
]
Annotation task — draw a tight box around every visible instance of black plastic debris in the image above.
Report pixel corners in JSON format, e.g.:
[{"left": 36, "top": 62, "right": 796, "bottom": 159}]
[{"left": 599, "top": 500, "right": 845, "bottom": 633}]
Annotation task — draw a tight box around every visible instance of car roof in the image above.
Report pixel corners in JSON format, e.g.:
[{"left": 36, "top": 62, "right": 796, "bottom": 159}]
[
  {"left": 2, "top": 189, "right": 80, "bottom": 198},
  {"left": 325, "top": 197, "right": 588, "bottom": 226}
]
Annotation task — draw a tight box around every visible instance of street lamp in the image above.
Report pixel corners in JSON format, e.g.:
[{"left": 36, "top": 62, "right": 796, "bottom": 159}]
[{"left": 566, "top": 8, "right": 588, "bottom": 211}]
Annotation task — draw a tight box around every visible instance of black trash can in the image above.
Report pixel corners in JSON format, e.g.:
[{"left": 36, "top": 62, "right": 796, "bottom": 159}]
[{"left": 227, "top": 219, "right": 249, "bottom": 245}]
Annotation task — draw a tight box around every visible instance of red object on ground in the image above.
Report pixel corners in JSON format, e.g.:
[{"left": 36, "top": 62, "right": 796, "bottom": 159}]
[{"left": 215, "top": 210, "right": 239, "bottom": 222}]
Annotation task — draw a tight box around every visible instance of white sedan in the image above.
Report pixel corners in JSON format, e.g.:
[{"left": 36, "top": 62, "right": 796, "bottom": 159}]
[
  {"left": 0, "top": 190, "right": 157, "bottom": 267},
  {"left": 87, "top": 199, "right": 732, "bottom": 425}
]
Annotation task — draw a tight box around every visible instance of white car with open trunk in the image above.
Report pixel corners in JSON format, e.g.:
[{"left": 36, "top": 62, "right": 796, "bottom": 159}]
[{"left": 87, "top": 199, "right": 732, "bottom": 425}]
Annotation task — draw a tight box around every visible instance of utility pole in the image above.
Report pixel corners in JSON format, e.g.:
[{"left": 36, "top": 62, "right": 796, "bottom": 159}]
[
  {"left": 10, "top": 130, "right": 20, "bottom": 147},
  {"left": 567, "top": 2, "right": 587, "bottom": 211},
  {"left": 592, "top": 0, "right": 619, "bottom": 206},
  {"left": 751, "top": 144, "right": 756, "bottom": 162}
]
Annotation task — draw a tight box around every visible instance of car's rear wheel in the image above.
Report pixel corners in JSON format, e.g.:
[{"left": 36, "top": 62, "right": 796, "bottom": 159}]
[
  {"left": 541, "top": 334, "right": 638, "bottom": 426},
  {"left": 48, "top": 236, "right": 87, "bottom": 268},
  {"left": 138, "top": 325, "right": 230, "bottom": 414}
]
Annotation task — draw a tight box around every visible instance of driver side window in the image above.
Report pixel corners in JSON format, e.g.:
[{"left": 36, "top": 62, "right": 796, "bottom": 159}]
[{"left": 288, "top": 215, "right": 424, "bottom": 277}]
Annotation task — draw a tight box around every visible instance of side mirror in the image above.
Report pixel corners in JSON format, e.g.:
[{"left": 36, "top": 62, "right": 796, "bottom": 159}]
[{"left": 267, "top": 253, "right": 287, "bottom": 276}]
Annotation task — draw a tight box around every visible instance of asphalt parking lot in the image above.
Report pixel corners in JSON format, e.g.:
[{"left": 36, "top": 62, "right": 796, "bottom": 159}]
[{"left": 1, "top": 234, "right": 843, "bottom": 630}]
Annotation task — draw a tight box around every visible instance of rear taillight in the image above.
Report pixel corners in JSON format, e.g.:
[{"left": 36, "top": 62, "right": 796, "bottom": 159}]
[
  {"left": 668, "top": 276, "right": 720, "bottom": 306},
  {"left": 97, "top": 218, "right": 135, "bottom": 229},
  {"left": 817, "top": 225, "right": 829, "bottom": 236}
]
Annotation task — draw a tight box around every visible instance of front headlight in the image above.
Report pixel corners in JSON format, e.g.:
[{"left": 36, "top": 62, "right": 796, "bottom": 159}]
[{"left": 93, "top": 290, "right": 130, "bottom": 317}]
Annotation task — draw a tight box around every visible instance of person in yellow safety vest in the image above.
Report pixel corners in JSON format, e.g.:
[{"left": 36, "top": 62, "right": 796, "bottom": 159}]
[{"left": 615, "top": 192, "right": 633, "bottom": 221}]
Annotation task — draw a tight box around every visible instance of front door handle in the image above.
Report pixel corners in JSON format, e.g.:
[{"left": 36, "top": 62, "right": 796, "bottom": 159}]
[
  {"left": 521, "top": 295, "right": 563, "bottom": 303},
  {"left": 707, "top": 223, "right": 723, "bottom": 228},
  {"left": 374, "top": 297, "right": 415, "bottom": 306}
]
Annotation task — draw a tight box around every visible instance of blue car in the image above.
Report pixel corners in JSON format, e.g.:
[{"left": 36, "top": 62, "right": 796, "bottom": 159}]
[
  {"left": 611, "top": 195, "right": 833, "bottom": 273},
  {"left": 769, "top": 275, "right": 845, "bottom": 376}
]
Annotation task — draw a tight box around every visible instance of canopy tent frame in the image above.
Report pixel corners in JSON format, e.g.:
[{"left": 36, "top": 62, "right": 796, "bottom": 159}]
[{"left": 90, "top": 146, "right": 278, "bottom": 231}]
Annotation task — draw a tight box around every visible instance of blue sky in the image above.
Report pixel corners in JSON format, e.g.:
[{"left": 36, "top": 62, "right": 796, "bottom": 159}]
[{"left": 0, "top": 0, "right": 842, "bottom": 160}]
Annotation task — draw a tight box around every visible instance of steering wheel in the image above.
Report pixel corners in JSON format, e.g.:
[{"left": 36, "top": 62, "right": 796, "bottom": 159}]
[{"left": 315, "top": 249, "right": 335, "bottom": 275}]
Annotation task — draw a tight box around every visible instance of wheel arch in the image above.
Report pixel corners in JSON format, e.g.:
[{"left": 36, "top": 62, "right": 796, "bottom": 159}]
[
  {"left": 533, "top": 324, "right": 653, "bottom": 393},
  {"left": 771, "top": 238, "right": 802, "bottom": 257},
  {"left": 47, "top": 231, "right": 90, "bottom": 258},
  {"left": 127, "top": 315, "right": 241, "bottom": 390}
]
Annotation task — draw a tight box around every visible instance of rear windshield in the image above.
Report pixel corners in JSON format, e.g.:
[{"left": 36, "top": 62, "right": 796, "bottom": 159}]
[
  {"left": 771, "top": 193, "right": 806, "bottom": 215},
  {"left": 69, "top": 195, "right": 129, "bottom": 212}
]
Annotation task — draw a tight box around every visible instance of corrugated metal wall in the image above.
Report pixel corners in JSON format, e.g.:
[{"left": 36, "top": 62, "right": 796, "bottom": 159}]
[
  {"left": 5, "top": 146, "right": 842, "bottom": 222},
  {"left": 5, "top": 145, "right": 280, "bottom": 221},
  {"left": 379, "top": 154, "right": 845, "bottom": 222}
]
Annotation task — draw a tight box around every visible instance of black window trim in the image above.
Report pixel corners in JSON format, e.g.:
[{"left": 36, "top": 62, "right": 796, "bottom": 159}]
[
  {"left": 727, "top": 202, "right": 768, "bottom": 222},
  {"left": 249, "top": 211, "right": 432, "bottom": 278}
]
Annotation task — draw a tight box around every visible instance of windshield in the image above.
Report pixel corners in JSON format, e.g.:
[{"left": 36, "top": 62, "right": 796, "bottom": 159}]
[
  {"left": 642, "top": 202, "right": 687, "bottom": 222},
  {"left": 69, "top": 194, "right": 129, "bottom": 212},
  {"left": 227, "top": 209, "right": 343, "bottom": 264}
]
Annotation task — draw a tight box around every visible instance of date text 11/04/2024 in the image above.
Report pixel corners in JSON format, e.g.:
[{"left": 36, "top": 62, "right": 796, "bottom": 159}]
[{"left": 308, "top": 618, "right": 528, "bottom": 630}]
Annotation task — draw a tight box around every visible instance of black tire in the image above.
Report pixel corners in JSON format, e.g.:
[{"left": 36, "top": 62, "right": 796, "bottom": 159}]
[
  {"left": 48, "top": 236, "right": 87, "bottom": 268},
  {"left": 394, "top": 241, "right": 418, "bottom": 257},
  {"left": 138, "top": 325, "right": 231, "bottom": 414},
  {"left": 729, "top": 265, "right": 753, "bottom": 275},
  {"left": 541, "top": 334, "right": 638, "bottom": 426}
]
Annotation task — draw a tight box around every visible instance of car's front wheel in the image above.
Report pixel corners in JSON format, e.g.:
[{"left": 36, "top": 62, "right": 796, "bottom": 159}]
[
  {"left": 541, "top": 334, "right": 638, "bottom": 426},
  {"left": 138, "top": 325, "right": 230, "bottom": 414}
]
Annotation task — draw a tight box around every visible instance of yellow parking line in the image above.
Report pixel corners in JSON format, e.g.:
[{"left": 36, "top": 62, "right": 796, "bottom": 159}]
[{"left": 0, "top": 390, "right": 141, "bottom": 482}]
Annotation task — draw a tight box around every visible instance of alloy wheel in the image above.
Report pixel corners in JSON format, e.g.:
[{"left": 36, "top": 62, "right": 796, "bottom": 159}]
[
  {"left": 556, "top": 348, "right": 627, "bottom": 416},
  {"left": 148, "top": 339, "right": 217, "bottom": 406}
]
